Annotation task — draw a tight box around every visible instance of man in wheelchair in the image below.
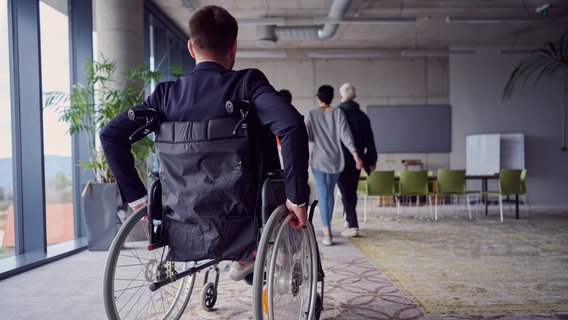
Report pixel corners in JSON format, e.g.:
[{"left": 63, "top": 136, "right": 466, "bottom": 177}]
[{"left": 100, "top": 5, "right": 310, "bottom": 283}]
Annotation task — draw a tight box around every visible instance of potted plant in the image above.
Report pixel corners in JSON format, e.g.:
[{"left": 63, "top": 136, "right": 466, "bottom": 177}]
[
  {"left": 502, "top": 28, "right": 568, "bottom": 150},
  {"left": 44, "top": 58, "right": 181, "bottom": 250}
]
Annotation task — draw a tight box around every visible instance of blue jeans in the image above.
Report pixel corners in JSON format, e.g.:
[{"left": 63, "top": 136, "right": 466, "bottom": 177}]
[{"left": 312, "top": 168, "right": 340, "bottom": 228}]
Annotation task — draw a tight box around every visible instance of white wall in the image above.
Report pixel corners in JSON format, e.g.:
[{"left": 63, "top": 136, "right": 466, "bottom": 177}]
[{"left": 450, "top": 48, "right": 568, "bottom": 205}]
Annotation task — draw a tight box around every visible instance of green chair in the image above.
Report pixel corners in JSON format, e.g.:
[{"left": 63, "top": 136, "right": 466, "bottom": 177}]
[
  {"left": 482, "top": 168, "right": 525, "bottom": 222},
  {"left": 396, "top": 170, "right": 433, "bottom": 219},
  {"left": 357, "top": 171, "right": 368, "bottom": 196},
  {"left": 427, "top": 170, "right": 435, "bottom": 194},
  {"left": 364, "top": 170, "right": 396, "bottom": 222},
  {"left": 357, "top": 179, "right": 367, "bottom": 195},
  {"left": 434, "top": 169, "right": 474, "bottom": 221}
]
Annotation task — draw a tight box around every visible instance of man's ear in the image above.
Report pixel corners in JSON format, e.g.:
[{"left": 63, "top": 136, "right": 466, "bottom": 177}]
[
  {"left": 229, "top": 41, "right": 237, "bottom": 59},
  {"left": 188, "top": 40, "right": 196, "bottom": 58}
]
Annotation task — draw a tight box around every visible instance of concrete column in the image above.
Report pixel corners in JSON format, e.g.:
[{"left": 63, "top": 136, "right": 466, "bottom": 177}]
[{"left": 94, "top": 0, "right": 144, "bottom": 87}]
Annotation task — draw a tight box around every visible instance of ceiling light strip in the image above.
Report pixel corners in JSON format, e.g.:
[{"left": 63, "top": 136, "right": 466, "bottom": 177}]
[
  {"left": 401, "top": 49, "right": 476, "bottom": 57},
  {"left": 237, "top": 50, "right": 287, "bottom": 58},
  {"left": 446, "top": 16, "right": 549, "bottom": 24},
  {"left": 308, "top": 50, "right": 383, "bottom": 58},
  {"left": 237, "top": 18, "right": 286, "bottom": 25},
  {"left": 314, "top": 17, "right": 417, "bottom": 24}
]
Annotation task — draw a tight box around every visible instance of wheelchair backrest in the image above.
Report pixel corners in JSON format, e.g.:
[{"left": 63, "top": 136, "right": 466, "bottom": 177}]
[{"left": 153, "top": 101, "right": 274, "bottom": 261}]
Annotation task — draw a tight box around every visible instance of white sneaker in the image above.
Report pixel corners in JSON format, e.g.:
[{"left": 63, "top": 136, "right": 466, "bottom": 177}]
[
  {"left": 228, "top": 261, "right": 255, "bottom": 281},
  {"left": 341, "top": 228, "right": 359, "bottom": 237},
  {"left": 322, "top": 235, "right": 333, "bottom": 246}
]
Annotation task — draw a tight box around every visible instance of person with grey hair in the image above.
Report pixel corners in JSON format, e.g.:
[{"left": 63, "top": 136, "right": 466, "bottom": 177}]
[
  {"left": 306, "top": 84, "right": 363, "bottom": 246},
  {"left": 337, "top": 83, "right": 378, "bottom": 237}
]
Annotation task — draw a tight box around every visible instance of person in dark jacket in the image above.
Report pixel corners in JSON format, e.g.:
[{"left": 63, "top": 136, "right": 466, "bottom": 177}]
[
  {"left": 100, "top": 5, "right": 310, "bottom": 281},
  {"left": 337, "top": 83, "right": 378, "bottom": 237}
]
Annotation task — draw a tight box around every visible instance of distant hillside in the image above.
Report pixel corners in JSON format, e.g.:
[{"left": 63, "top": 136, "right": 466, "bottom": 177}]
[{"left": 0, "top": 156, "right": 73, "bottom": 190}]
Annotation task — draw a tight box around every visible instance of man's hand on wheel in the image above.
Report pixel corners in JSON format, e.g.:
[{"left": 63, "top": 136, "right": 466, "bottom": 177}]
[{"left": 286, "top": 199, "right": 307, "bottom": 230}]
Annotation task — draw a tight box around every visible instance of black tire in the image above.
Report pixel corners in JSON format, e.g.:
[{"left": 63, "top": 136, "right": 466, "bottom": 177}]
[
  {"left": 103, "top": 207, "right": 195, "bottom": 320},
  {"left": 200, "top": 282, "right": 217, "bottom": 311}
]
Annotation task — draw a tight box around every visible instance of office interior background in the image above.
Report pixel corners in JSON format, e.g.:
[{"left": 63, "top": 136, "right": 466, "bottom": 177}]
[{"left": 0, "top": 0, "right": 567, "bottom": 280}]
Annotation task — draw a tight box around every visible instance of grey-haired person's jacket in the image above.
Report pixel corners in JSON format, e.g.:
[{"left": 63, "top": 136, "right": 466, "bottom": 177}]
[{"left": 338, "top": 100, "right": 377, "bottom": 173}]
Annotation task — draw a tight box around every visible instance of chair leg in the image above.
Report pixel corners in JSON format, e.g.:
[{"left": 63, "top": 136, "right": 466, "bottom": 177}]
[
  {"left": 522, "top": 194, "right": 531, "bottom": 220},
  {"left": 498, "top": 195, "right": 504, "bottom": 223},
  {"left": 434, "top": 195, "right": 439, "bottom": 221},
  {"left": 396, "top": 196, "right": 400, "bottom": 220},
  {"left": 428, "top": 195, "right": 433, "bottom": 220},
  {"left": 466, "top": 194, "right": 472, "bottom": 220},
  {"left": 364, "top": 195, "right": 368, "bottom": 223}
]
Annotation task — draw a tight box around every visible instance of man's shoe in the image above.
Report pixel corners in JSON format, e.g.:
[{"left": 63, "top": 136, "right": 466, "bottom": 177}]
[
  {"left": 341, "top": 228, "right": 359, "bottom": 237},
  {"left": 228, "top": 261, "right": 255, "bottom": 281}
]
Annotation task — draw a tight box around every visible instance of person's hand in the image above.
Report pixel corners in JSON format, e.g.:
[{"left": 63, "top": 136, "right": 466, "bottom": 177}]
[
  {"left": 369, "top": 164, "right": 377, "bottom": 172},
  {"left": 286, "top": 199, "right": 307, "bottom": 230},
  {"left": 355, "top": 158, "right": 363, "bottom": 170},
  {"left": 353, "top": 152, "right": 364, "bottom": 170}
]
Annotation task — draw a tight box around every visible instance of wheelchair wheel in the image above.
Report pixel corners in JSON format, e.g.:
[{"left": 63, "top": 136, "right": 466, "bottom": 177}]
[
  {"left": 103, "top": 207, "right": 195, "bottom": 320},
  {"left": 252, "top": 205, "right": 319, "bottom": 320}
]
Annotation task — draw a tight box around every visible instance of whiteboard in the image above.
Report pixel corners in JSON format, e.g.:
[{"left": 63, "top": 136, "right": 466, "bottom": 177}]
[
  {"left": 500, "top": 133, "right": 525, "bottom": 169},
  {"left": 466, "top": 133, "right": 525, "bottom": 175},
  {"left": 466, "top": 134, "right": 500, "bottom": 175}
]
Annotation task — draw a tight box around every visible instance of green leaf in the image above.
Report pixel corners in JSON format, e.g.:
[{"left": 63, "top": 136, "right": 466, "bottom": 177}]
[{"left": 502, "top": 29, "right": 568, "bottom": 101}]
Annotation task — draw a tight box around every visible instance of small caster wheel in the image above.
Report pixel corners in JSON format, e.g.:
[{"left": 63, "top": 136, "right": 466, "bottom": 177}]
[{"left": 201, "top": 282, "right": 217, "bottom": 311}]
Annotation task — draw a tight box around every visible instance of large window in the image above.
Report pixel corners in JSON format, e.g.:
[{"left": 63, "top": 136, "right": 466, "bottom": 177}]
[
  {"left": 1, "top": 0, "right": 191, "bottom": 279},
  {"left": 0, "top": 0, "right": 14, "bottom": 259},
  {"left": 40, "top": 0, "right": 74, "bottom": 246}
]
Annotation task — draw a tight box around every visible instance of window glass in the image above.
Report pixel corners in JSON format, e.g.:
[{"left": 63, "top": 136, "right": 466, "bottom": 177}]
[
  {"left": 40, "top": 1, "right": 74, "bottom": 246},
  {"left": 0, "top": 0, "right": 14, "bottom": 259}
]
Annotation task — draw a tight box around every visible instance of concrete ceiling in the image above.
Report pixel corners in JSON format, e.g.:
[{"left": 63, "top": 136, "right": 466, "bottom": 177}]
[{"left": 151, "top": 0, "right": 568, "bottom": 52}]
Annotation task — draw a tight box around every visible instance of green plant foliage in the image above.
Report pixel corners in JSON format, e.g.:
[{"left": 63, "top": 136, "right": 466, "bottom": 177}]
[
  {"left": 44, "top": 58, "right": 179, "bottom": 183},
  {"left": 503, "top": 28, "right": 568, "bottom": 100}
]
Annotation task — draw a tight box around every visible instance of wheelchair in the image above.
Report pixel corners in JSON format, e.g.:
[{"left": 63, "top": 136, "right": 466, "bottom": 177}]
[{"left": 102, "top": 100, "right": 324, "bottom": 320}]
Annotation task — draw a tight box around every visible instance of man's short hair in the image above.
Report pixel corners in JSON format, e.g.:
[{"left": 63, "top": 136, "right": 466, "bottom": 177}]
[
  {"left": 188, "top": 6, "right": 238, "bottom": 58},
  {"left": 316, "top": 85, "right": 334, "bottom": 104},
  {"left": 339, "top": 83, "right": 356, "bottom": 101}
]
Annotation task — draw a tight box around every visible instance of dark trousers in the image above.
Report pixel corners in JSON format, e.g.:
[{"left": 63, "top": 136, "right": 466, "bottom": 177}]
[{"left": 338, "top": 156, "right": 361, "bottom": 229}]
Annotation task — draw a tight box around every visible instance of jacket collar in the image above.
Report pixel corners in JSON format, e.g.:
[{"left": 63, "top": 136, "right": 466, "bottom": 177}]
[
  {"left": 339, "top": 100, "right": 360, "bottom": 111},
  {"left": 193, "top": 61, "right": 227, "bottom": 72}
]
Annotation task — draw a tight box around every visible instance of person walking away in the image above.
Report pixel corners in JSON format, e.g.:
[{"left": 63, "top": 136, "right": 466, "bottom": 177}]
[
  {"left": 306, "top": 85, "right": 362, "bottom": 246},
  {"left": 337, "top": 83, "right": 377, "bottom": 237}
]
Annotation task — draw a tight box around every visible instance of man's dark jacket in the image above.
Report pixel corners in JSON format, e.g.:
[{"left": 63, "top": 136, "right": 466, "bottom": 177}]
[{"left": 100, "top": 61, "right": 309, "bottom": 261}]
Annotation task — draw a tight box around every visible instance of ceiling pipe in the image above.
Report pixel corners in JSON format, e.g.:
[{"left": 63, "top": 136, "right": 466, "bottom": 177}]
[
  {"left": 319, "top": 0, "right": 350, "bottom": 39},
  {"left": 255, "top": 0, "right": 350, "bottom": 47}
]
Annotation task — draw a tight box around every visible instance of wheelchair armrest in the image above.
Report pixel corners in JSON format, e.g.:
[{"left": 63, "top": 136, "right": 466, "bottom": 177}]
[
  {"left": 266, "top": 169, "right": 284, "bottom": 178},
  {"left": 149, "top": 171, "right": 159, "bottom": 179}
]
